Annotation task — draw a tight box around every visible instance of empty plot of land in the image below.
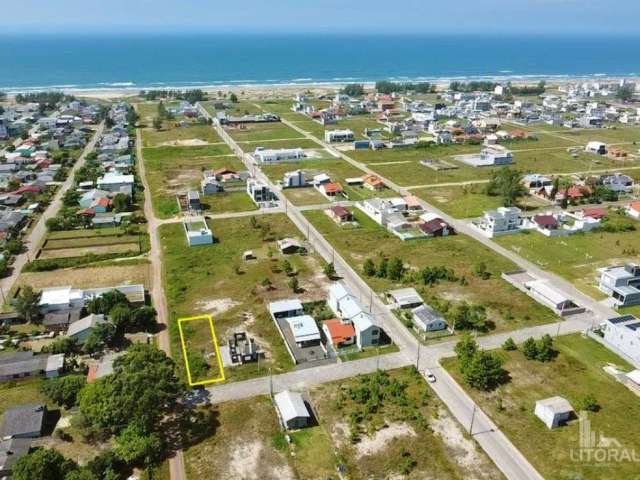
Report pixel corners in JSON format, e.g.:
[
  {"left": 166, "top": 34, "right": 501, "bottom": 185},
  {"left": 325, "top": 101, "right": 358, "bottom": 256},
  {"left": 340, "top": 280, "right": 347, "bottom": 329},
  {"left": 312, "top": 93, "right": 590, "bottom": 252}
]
[
  {"left": 18, "top": 262, "right": 152, "bottom": 290},
  {"left": 443, "top": 334, "right": 640, "bottom": 480},
  {"left": 141, "top": 123, "right": 223, "bottom": 147},
  {"left": 179, "top": 316, "right": 224, "bottom": 385},
  {"left": 39, "top": 243, "right": 140, "bottom": 260},
  {"left": 225, "top": 122, "right": 304, "bottom": 142}
]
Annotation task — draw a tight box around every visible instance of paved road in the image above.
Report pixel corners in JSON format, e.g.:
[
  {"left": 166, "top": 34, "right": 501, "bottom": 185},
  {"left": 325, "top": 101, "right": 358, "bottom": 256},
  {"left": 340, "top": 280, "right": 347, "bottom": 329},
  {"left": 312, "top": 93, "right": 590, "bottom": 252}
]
[
  {"left": 0, "top": 122, "right": 105, "bottom": 299},
  {"left": 135, "top": 122, "right": 186, "bottom": 480},
  {"left": 202, "top": 105, "right": 554, "bottom": 480}
]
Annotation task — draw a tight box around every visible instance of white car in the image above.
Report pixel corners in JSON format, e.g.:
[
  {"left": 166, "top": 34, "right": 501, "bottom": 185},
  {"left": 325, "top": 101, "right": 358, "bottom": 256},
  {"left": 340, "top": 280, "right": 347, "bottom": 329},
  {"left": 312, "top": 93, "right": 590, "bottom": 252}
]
[{"left": 425, "top": 370, "right": 436, "bottom": 383}]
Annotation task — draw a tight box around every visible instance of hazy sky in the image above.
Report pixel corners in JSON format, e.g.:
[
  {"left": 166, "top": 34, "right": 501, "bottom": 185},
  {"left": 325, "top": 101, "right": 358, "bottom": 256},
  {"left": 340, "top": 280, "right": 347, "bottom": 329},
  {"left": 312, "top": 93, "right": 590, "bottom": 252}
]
[{"left": 1, "top": 0, "right": 638, "bottom": 34}]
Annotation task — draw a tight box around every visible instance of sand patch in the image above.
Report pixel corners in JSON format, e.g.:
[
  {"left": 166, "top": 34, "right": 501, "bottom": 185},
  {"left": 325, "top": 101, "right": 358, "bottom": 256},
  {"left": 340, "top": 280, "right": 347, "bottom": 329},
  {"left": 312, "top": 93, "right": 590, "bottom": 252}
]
[
  {"left": 431, "top": 408, "right": 493, "bottom": 479},
  {"left": 355, "top": 422, "right": 416, "bottom": 458},
  {"left": 196, "top": 298, "right": 240, "bottom": 316},
  {"left": 161, "top": 139, "right": 210, "bottom": 147},
  {"left": 226, "top": 439, "right": 294, "bottom": 480}
]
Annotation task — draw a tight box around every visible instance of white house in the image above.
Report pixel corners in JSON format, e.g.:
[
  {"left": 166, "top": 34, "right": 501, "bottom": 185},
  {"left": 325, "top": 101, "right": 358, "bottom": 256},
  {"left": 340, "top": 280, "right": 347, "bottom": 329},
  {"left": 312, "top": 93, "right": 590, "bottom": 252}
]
[
  {"left": 247, "top": 179, "right": 278, "bottom": 207},
  {"left": 598, "top": 264, "right": 640, "bottom": 307},
  {"left": 274, "top": 390, "right": 310, "bottom": 430},
  {"left": 96, "top": 172, "right": 135, "bottom": 195},
  {"left": 412, "top": 304, "right": 448, "bottom": 332},
  {"left": 585, "top": 141, "right": 607, "bottom": 155},
  {"left": 67, "top": 314, "right": 106, "bottom": 345},
  {"left": 473, "top": 207, "right": 522, "bottom": 238},
  {"left": 183, "top": 217, "right": 213, "bottom": 246},
  {"left": 38, "top": 287, "right": 84, "bottom": 312},
  {"left": 286, "top": 315, "right": 321, "bottom": 348},
  {"left": 328, "top": 283, "right": 380, "bottom": 348},
  {"left": 601, "top": 315, "right": 640, "bottom": 367},
  {"left": 269, "top": 299, "right": 304, "bottom": 319},
  {"left": 626, "top": 201, "right": 640, "bottom": 219},
  {"left": 283, "top": 170, "right": 305, "bottom": 188},
  {"left": 254, "top": 147, "right": 305, "bottom": 163},
  {"left": 324, "top": 129, "right": 354, "bottom": 143},
  {"left": 456, "top": 145, "right": 514, "bottom": 167},
  {"left": 535, "top": 396, "right": 574, "bottom": 429}
]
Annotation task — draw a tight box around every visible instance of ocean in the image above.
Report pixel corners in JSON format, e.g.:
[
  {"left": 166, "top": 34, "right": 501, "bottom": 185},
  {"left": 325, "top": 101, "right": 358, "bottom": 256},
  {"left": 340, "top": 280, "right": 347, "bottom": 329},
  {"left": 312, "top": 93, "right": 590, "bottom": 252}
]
[{"left": 1, "top": 33, "right": 639, "bottom": 92}]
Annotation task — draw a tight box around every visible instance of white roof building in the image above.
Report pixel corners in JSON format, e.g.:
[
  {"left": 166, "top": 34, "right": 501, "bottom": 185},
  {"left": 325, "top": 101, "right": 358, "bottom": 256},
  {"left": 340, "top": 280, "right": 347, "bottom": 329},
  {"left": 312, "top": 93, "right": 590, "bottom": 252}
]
[
  {"left": 38, "top": 287, "right": 84, "bottom": 312},
  {"left": 534, "top": 396, "right": 573, "bottom": 429},
  {"left": 286, "top": 315, "right": 321, "bottom": 345},
  {"left": 274, "top": 390, "right": 310, "bottom": 430}
]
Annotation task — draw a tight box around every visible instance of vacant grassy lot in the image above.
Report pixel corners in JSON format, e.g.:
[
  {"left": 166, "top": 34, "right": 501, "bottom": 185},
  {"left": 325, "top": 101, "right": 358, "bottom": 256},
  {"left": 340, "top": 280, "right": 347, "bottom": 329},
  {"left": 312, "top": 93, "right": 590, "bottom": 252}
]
[
  {"left": 141, "top": 142, "right": 242, "bottom": 218},
  {"left": 326, "top": 115, "right": 384, "bottom": 140},
  {"left": 310, "top": 367, "right": 503, "bottom": 479},
  {"left": 204, "top": 191, "right": 258, "bottom": 214},
  {"left": 238, "top": 138, "right": 319, "bottom": 151},
  {"left": 18, "top": 262, "right": 152, "bottom": 291},
  {"left": 225, "top": 122, "right": 304, "bottom": 142},
  {"left": 554, "top": 126, "right": 640, "bottom": 145},
  {"left": 178, "top": 316, "right": 223, "bottom": 384},
  {"left": 442, "top": 334, "right": 640, "bottom": 480},
  {"left": 159, "top": 214, "right": 331, "bottom": 382},
  {"left": 141, "top": 123, "right": 223, "bottom": 147},
  {"left": 303, "top": 209, "right": 557, "bottom": 337},
  {"left": 287, "top": 119, "right": 326, "bottom": 139},
  {"left": 183, "top": 397, "right": 295, "bottom": 479},
  {"left": 413, "top": 184, "right": 548, "bottom": 219},
  {"left": 496, "top": 217, "right": 640, "bottom": 298},
  {"left": 0, "top": 377, "right": 47, "bottom": 416},
  {"left": 40, "top": 232, "right": 145, "bottom": 261}
]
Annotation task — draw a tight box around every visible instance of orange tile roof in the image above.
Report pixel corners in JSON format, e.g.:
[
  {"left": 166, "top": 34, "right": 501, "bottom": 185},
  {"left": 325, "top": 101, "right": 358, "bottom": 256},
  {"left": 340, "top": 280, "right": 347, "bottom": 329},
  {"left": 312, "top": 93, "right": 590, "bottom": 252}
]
[
  {"left": 403, "top": 195, "right": 421, "bottom": 208},
  {"left": 629, "top": 201, "right": 640, "bottom": 211},
  {"left": 323, "top": 182, "right": 343, "bottom": 194},
  {"left": 363, "top": 174, "right": 384, "bottom": 187},
  {"left": 323, "top": 319, "right": 356, "bottom": 344}
]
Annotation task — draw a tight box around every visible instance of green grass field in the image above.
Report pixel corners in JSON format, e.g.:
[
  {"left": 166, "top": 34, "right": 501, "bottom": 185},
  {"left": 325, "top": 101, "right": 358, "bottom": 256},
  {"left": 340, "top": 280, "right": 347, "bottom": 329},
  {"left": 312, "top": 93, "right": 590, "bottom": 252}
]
[
  {"left": 203, "top": 191, "right": 258, "bottom": 214},
  {"left": 442, "top": 334, "right": 640, "bottom": 480},
  {"left": 141, "top": 124, "right": 223, "bottom": 147},
  {"left": 225, "top": 122, "right": 305, "bottom": 142},
  {"left": 141, "top": 142, "right": 243, "bottom": 218},
  {"left": 495, "top": 215, "right": 640, "bottom": 298},
  {"left": 159, "top": 214, "right": 331, "bottom": 383},
  {"left": 303, "top": 209, "right": 558, "bottom": 337}
]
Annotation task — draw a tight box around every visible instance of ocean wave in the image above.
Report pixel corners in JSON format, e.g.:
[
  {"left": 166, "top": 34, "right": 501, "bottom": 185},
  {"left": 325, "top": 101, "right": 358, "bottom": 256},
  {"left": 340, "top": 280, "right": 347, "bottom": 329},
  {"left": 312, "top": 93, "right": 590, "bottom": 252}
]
[{"left": 98, "top": 82, "right": 135, "bottom": 87}]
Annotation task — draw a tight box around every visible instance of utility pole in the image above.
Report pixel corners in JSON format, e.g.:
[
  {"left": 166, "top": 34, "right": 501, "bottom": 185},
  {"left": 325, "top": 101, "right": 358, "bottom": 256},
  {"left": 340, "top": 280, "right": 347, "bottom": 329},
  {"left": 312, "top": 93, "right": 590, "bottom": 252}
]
[
  {"left": 415, "top": 342, "right": 421, "bottom": 369},
  {"left": 556, "top": 320, "right": 561, "bottom": 338},
  {"left": 469, "top": 403, "right": 477, "bottom": 435},
  {"left": 269, "top": 367, "right": 273, "bottom": 397}
]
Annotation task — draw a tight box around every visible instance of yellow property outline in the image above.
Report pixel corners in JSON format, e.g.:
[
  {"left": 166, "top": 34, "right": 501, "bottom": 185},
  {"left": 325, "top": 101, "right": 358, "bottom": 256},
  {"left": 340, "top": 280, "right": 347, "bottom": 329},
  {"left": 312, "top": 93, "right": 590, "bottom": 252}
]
[{"left": 177, "top": 314, "right": 226, "bottom": 386}]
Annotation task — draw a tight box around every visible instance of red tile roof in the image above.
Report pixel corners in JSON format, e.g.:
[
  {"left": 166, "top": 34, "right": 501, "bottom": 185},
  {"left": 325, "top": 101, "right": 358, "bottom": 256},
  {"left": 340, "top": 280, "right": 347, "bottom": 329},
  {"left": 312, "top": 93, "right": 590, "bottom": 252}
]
[
  {"left": 323, "top": 319, "right": 356, "bottom": 344},
  {"left": 322, "top": 182, "right": 343, "bottom": 194},
  {"left": 581, "top": 207, "right": 607, "bottom": 219}
]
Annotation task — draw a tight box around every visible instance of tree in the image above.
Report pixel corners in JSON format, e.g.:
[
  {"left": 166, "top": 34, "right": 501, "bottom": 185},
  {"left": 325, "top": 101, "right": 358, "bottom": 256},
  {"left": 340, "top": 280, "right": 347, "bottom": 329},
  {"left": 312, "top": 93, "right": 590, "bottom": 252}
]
[
  {"left": 42, "top": 336, "right": 79, "bottom": 355},
  {"left": 64, "top": 469, "right": 99, "bottom": 480},
  {"left": 83, "top": 322, "right": 118, "bottom": 354},
  {"left": 578, "top": 393, "right": 599, "bottom": 412},
  {"left": 521, "top": 337, "right": 538, "bottom": 360},
  {"left": 229, "top": 93, "right": 238, "bottom": 103},
  {"left": 15, "top": 285, "right": 41, "bottom": 323},
  {"left": 86, "top": 290, "right": 129, "bottom": 315},
  {"left": 130, "top": 306, "right": 158, "bottom": 332},
  {"left": 473, "top": 261, "right": 491, "bottom": 280},
  {"left": 485, "top": 168, "right": 528, "bottom": 207},
  {"left": 341, "top": 84, "right": 365, "bottom": 97},
  {"left": 78, "top": 344, "right": 184, "bottom": 434},
  {"left": 62, "top": 189, "right": 81, "bottom": 207},
  {"left": 126, "top": 108, "right": 139, "bottom": 126},
  {"left": 376, "top": 257, "right": 389, "bottom": 278},
  {"left": 454, "top": 334, "right": 478, "bottom": 372},
  {"left": 463, "top": 350, "right": 505, "bottom": 391},
  {"left": 536, "top": 334, "right": 555, "bottom": 362},
  {"left": 386, "top": 257, "right": 404, "bottom": 281},
  {"left": 502, "top": 337, "right": 517, "bottom": 351},
  {"left": 109, "top": 304, "right": 132, "bottom": 335},
  {"left": 363, "top": 258, "right": 376, "bottom": 277},
  {"left": 12, "top": 447, "right": 76, "bottom": 480},
  {"left": 114, "top": 423, "right": 162, "bottom": 466},
  {"left": 616, "top": 84, "right": 634, "bottom": 102},
  {"left": 112, "top": 193, "right": 129, "bottom": 213},
  {"left": 323, "top": 262, "right": 336, "bottom": 279},
  {"left": 261, "top": 277, "right": 273, "bottom": 290},
  {"left": 448, "top": 302, "right": 488, "bottom": 331},
  {"left": 281, "top": 259, "right": 293, "bottom": 276},
  {"left": 152, "top": 117, "right": 162, "bottom": 130},
  {"left": 287, "top": 277, "right": 299, "bottom": 293},
  {"left": 41, "top": 375, "right": 86, "bottom": 408},
  {"left": 5, "top": 239, "right": 23, "bottom": 255}
]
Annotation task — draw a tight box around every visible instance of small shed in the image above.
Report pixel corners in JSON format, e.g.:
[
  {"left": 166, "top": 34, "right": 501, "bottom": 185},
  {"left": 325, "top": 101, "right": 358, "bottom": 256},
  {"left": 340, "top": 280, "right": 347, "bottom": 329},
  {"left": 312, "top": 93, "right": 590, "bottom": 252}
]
[
  {"left": 534, "top": 396, "right": 573, "bottom": 429},
  {"left": 274, "top": 390, "right": 311, "bottom": 430},
  {"left": 387, "top": 288, "right": 424, "bottom": 309},
  {"left": 277, "top": 238, "right": 301, "bottom": 254}
]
